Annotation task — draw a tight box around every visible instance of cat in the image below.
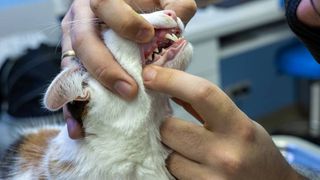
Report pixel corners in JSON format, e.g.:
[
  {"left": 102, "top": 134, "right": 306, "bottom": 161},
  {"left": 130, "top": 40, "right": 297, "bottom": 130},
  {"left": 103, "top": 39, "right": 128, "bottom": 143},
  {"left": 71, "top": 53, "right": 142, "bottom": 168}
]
[{"left": 0, "top": 10, "right": 193, "bottom": 180}]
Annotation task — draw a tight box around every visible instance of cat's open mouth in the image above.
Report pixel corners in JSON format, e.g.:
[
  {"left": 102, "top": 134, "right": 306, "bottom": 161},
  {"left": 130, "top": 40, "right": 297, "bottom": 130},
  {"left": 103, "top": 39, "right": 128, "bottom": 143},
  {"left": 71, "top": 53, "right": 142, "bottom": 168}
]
[{"left": 140, "top": 28, "right": 187, "bottom": 66}]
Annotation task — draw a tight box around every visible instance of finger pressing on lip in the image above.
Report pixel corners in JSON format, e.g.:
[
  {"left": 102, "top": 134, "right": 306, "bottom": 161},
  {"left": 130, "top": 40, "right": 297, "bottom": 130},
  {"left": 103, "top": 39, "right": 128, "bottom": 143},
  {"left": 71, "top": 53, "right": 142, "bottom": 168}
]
[
  {"left": 69, "top": 1, "right": 138, "bottom": 101},
  {"left": 71, "top": 34, "right": 138, "bottom": 100},
  {"left": 90, "top": 0, "right": 154, "bottom": 43},
  {"left": 143, "top": 66, "right": 243, "bottom": 131}
]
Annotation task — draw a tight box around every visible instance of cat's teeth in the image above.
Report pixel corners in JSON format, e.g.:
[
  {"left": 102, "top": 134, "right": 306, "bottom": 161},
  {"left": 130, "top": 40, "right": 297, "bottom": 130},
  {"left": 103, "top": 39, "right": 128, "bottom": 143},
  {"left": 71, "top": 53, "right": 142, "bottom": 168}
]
[
  {"left": 147, "top": 54, "right": 153, "bottom": 61},
  {"left": 165, "top": 33, "right": 176, "bottom": 42},
  {"left": 154, "top": 48, "right": 159, "bottom": 53},
  {"left": 172, "top": 34, "right": 178, "bottom": 40}
]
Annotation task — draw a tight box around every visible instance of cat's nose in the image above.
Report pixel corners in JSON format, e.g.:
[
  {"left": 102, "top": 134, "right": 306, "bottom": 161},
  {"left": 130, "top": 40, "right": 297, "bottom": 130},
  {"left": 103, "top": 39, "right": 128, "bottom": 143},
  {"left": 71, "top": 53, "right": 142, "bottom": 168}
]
[{"left": 163, "top": 10, "right": 177, "bottom": 21}]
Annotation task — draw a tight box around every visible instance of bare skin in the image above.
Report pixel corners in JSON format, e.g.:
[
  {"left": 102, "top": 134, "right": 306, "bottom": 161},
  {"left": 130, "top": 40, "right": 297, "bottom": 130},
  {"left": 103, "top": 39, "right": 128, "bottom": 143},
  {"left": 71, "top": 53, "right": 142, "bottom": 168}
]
[
  {"left": 143, "top": 65, "right": 305, "bottom": 180},
  {"left": 61, "top": 0, "right": 196, "bottom": 100},
  {"left": 61, "top": 0, "right": 197, "bottom": 139},
  {"left": 297, "top": 0, "right": 320, "bottom": 26},
  {"left": 60, "top": 0, "right": 313, "bottom": 178}
]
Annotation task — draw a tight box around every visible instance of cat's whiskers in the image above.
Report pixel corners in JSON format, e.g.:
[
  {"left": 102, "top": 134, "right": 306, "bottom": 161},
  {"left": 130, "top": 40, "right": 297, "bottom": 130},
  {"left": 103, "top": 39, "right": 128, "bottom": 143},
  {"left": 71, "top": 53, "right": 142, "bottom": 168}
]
[
  {"left": 48, "top": 18, "right": 103, "bottom": 54},
  {"left": 65, "top": 18, "right": 102, "bottom": 35},
  {"left": 40, "top": 18, "right": 101, "bottom": 35},
  {"left": 63, "top": 18, "right": 101, "bottom": 27}
]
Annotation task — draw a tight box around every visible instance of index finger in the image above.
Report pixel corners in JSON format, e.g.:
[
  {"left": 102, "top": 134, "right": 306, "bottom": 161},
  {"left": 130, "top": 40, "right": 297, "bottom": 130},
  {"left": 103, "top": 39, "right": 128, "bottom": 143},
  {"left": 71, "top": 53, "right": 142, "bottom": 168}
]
[
  {"left": 90, "top": 0, "right": 154, "bottom": 43},
  {"left": 65, "top": 1, "right": 138, "bottom": 100},
  {"left": 143, "top": 66, "right": 245, "bottom": 131}
]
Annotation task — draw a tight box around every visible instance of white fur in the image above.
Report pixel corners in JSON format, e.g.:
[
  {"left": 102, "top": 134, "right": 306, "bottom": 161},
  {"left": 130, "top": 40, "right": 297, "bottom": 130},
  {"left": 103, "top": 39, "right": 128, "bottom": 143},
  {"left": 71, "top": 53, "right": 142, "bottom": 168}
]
[{"left": 8, "top": 11, "right": 193, "bottom": 180}]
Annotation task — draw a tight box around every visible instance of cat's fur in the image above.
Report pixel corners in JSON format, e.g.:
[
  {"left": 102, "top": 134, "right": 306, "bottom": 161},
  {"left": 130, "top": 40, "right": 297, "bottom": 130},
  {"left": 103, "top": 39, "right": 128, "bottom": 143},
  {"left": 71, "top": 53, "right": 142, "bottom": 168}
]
[{"left": 0, "top": 10, "right": 193, "bottom": 180}]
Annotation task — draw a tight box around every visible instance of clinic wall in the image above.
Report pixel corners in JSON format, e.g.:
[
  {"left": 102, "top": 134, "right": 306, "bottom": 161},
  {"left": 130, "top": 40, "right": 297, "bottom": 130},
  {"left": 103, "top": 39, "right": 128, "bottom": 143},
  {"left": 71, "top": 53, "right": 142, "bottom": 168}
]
[{"left": 220, "top": 38, "right": 298, "bottom": 119}]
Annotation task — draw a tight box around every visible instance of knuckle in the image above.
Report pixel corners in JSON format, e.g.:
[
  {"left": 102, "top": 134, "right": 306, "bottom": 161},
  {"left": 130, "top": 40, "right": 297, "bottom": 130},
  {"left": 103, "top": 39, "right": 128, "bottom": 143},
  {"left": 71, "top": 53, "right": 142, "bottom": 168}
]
[
  {"left": 117, "top": 18, "right": 131, "bottom": 34},
  {"left": 94, "top": 65, "right": 111, "bottom": 83},
  {"left": 206, "top": 147, "right": 244, "bottom": 175},
  {"left": 117, "top": 17, "right": 138, "bottom": 38},
  {"left": 204, "top": 144, "right": 217, "bottom": 165},
  {"left": 220, "top": 154, "right": 242, "bottom": 175},
  {"left": 239, "top": 120, "right": 256, "bottom": 143},
  {"left": 90, "top": 0, "right": 107, "bottom": 12},
  {"left": 194, "top": 82, "right": 218, "bottom": 102}
]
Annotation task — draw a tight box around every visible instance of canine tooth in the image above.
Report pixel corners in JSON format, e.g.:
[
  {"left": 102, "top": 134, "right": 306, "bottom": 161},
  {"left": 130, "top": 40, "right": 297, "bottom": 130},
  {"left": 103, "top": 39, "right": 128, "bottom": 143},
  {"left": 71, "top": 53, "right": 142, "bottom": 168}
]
[
  {"left": 172, "top": 34, "right": 178, "bottom": 40},
  {"left": 165, "top": 33, "right": 175, "bottom": 41},
  {"left": 154, "top": 48, "right": 159, "bottom": 53},
  {"left": 148, "top": 54, "right": 153, "bottom": 60},
  {"left": 165, "top": 33, "right": 172, "bottom": 38}
]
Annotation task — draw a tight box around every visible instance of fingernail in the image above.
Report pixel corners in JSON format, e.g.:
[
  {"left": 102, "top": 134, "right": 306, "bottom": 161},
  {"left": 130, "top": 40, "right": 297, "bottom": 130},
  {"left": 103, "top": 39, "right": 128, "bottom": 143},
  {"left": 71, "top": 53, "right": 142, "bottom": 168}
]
[
  {"left": 143, "top": 66, "right": 157, "bottom": 82},
  {"left": 136, "top": 28, "right": 153, "bottom": 42},
  {"left": 114, "top": 80, "right": 134, "bottom": 100}
]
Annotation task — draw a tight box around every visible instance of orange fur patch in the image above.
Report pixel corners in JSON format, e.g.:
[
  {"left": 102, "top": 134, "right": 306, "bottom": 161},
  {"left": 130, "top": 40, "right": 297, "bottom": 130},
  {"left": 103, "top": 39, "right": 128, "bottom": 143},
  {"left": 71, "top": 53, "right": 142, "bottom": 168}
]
[
  {"left": 48, "top": 159, "right": 75, "bottom": 177},
  {"left": 19, "top": 129, "right": 59, "bottom": 171}
]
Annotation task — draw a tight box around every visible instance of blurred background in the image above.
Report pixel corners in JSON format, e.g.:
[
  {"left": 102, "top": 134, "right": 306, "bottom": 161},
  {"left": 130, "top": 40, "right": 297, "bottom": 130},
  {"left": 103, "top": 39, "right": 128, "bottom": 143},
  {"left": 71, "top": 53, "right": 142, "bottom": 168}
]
[{"left": 0, "top": 0, "right": 319, "bottom": 173}]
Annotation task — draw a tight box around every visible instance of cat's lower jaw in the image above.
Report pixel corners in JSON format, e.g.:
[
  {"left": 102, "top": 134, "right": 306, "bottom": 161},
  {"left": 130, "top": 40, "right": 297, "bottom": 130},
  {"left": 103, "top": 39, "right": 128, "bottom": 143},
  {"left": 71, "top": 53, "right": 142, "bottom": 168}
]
[
  {"left": 44, "top": 129, "right": 172, "bottom": 179},
  {"left": 43, "top": 96, "right": 174, "bottom": 180}
]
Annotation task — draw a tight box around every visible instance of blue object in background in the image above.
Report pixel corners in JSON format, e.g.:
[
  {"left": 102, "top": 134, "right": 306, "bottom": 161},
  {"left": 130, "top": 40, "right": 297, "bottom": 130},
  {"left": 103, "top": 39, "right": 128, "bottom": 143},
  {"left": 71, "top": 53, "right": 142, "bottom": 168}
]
[
  {"left": 220, "top": 38, "right": 296, "bottom": 119},
  {"left": 284, "top": 145, "right": 320, "bottom": 171},
  {"left": 277, "top": 42, "right": 320, "bottom": 137},
  {"left": 277, "top": 44, "right": 320, "bottom": 80},
  {"left": 273, "top": 136, "right": 320, "bottom": 177},
  {"left": 279, "top": 0, "right": 285, "bottom": 9},
  {"left": 274, "top": 136, "right": 320, "bottom": 175}
]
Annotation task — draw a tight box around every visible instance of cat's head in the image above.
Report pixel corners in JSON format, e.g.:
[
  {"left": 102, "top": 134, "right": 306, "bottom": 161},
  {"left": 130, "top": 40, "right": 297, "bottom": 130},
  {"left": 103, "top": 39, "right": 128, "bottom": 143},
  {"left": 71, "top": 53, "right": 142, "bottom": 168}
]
[
  {"left": 102, "top": 10, "right": 192, "bottom": 74},
  {"left": 43, "top": 10, "right": 193, "bottom": 134}
]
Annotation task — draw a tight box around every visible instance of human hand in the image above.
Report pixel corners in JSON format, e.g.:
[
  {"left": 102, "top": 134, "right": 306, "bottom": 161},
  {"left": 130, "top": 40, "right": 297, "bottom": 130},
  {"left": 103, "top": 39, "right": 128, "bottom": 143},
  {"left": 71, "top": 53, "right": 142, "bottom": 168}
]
[
  {"left": 142, "top": 65, "right": 304, "bottom": 180},
  {"left": 296, "top": 0, "right": 320, "bottom": 27},
  {"left": 61, "top": 0, "right": 197, "bottom": 139}
]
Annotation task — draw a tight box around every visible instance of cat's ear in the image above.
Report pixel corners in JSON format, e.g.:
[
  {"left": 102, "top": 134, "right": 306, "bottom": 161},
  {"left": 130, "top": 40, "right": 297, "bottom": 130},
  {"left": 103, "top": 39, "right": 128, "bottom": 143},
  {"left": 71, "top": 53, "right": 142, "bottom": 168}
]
[{"left": 43, "top": 66, "right": 89, "bottom": 111}]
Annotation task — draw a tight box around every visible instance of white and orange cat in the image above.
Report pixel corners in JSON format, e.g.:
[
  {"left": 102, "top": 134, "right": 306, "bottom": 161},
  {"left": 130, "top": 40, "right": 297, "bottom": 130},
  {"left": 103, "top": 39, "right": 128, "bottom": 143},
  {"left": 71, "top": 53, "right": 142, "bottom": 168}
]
[{"left": 0, "top": 10, "right": 192, "bottom": 180}]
